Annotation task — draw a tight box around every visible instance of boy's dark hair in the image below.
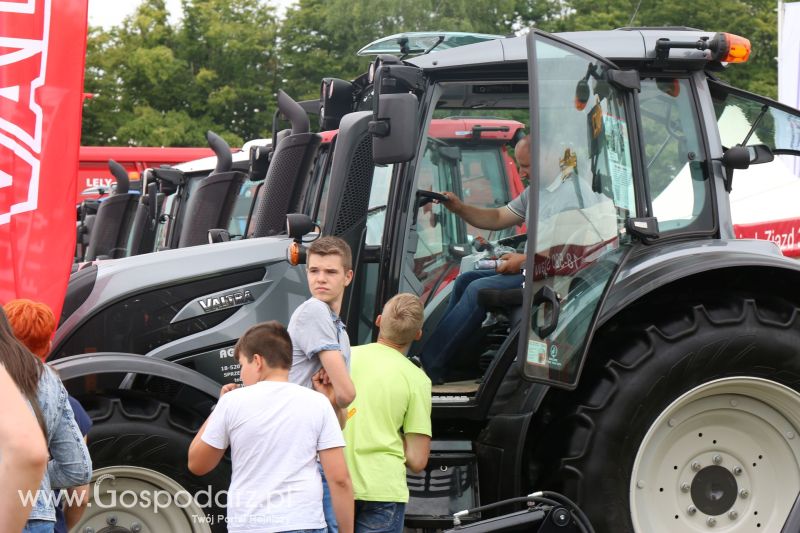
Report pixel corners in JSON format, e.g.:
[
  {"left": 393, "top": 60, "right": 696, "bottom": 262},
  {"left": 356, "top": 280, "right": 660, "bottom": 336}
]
[
  {"left": 234, "top": 321, "right": 293, "bottom": 370},
  {"left": 307, "top": 236, "right": 352, "bottom": 271}
]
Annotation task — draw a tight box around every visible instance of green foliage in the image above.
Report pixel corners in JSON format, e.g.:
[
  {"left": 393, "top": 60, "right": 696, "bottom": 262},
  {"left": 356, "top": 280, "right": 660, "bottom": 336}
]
[
  {"left": 82, "top": 0, "right": 778, "bottom": 147},
  {"left": 551, "top": 0, "right": 777, "bottom": 98},
  {"left": 82, "top": 0, "right": 277, "bottom": 146}
]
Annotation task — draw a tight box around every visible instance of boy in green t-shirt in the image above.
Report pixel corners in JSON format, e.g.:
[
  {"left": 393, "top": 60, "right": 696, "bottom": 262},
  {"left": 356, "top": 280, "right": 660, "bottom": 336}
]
[{"left": 343, "top": 293, "right": 432, "bottom": 533}]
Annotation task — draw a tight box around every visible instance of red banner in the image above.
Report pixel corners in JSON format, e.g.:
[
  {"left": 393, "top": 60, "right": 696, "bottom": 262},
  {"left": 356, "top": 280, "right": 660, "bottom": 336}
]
[
  {"left": 735, "top": 218, "right": 800, "bottom": 257},
  {"left": 0, "top": 0, "right": 89, "bottom": 320}
]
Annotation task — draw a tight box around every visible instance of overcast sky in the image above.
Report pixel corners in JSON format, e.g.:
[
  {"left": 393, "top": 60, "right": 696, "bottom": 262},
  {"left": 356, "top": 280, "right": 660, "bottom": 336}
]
[{"left": 88, "top": 0, "right": 295, "bottom": 28}]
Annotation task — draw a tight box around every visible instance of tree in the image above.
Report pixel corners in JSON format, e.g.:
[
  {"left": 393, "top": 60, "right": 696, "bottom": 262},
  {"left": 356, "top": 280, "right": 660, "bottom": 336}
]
[
  {"left": 81, "top": 0, "right": 280, "bottom": 146},
  {"left": 547, "top": 0, "right": 777, "bottom": 98},
  {"left": 278, "top": 0, "right": 550, "bottom": 102}
]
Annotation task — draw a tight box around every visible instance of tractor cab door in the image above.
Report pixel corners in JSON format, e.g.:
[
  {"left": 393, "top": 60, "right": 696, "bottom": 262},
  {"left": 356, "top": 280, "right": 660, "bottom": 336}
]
[{"left": 519, "top": 30, "right": 637, "bottom": 388}]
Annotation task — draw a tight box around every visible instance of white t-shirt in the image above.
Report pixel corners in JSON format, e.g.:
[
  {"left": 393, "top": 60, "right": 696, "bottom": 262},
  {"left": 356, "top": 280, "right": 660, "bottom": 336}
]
[{"left": 202, "top": 380, "right": 345, "bottom": 532}]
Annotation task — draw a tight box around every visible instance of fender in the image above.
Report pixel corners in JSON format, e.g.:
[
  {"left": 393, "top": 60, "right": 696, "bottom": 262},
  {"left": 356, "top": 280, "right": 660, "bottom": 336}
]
[
  {"left": 50, "top": 352, "right": 222, "bottom": 399},
  {"left": 598, "top": 238, "right": 800, "bottom": 326}
]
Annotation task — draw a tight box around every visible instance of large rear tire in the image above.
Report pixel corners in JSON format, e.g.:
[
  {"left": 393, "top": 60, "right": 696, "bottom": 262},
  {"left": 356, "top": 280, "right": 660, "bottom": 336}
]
[
  {"left": 558, "top": 295, "right": 800, "bottom": 533},
  {"left": 75, "top": 394, "right": 230, "bottom": 533}
]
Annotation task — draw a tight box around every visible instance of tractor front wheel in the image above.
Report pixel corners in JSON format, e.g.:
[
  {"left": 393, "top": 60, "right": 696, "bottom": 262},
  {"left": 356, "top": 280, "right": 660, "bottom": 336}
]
[{"left": 558, "top": 295, "right": 800, "bottom": 533}]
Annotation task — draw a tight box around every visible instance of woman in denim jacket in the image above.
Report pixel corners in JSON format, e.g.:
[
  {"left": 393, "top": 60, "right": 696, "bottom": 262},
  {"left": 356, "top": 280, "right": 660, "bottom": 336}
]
[{"left": 0, "top": 309, "right": 92, "bottom": 532}]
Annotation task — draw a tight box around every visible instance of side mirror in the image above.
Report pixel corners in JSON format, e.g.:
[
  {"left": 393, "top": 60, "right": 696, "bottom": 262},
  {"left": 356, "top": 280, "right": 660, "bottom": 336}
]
[
  {"left": 370, "top": 93, "right": 419, "bottom": 164},
  {"left": 208, "top": 229, "right": 230, "bottom": 244},
  {"left": 286, "top": 213, "right": 316, "bottom": 241},
  {"left": 718, "top": 145, "right": 751, "bottom": 192},
  {"left": 248, "top": 144, "right": 270, "bottom": 181},
  {"left": 285, "top": 214, "right": 315, "bottom": 266},
  {"left": 747, "top": 144, "right": 774, "bottom": 165},
  {"left": 320, "top": 78, "right": 355, "bottom": 130},
  {"left": 720, "top": 145, "right": 751, "bottom": 170},
  {"left": 437, "top": 145, "right": 462, "bottom": 162}
]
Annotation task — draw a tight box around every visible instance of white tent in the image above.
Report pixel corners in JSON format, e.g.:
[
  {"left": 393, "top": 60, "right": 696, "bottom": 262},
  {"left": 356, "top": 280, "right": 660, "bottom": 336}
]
[{"left": 651, "top": 156, "right": 800, "bottom": 257}]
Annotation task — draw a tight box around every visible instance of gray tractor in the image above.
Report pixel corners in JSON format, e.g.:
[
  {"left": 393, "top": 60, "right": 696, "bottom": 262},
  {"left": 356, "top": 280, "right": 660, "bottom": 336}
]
[{"left": 53, "top": 28, "right": 800, "bottom": 533}]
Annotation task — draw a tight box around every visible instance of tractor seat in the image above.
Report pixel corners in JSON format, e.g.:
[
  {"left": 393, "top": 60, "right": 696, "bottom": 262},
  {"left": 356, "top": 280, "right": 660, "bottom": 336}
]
[
  {"left": 477, "top": 287, "right": 523, "bottom": 309},
  {"left": 476, "top": 286, "right": 524, "bottom": 332}
]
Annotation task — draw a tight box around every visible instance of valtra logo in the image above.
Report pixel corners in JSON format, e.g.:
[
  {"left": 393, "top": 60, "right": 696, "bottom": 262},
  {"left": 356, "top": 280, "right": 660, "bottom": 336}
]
[{"left": 0, "top": 0, "right": 50, "bottom": 225}]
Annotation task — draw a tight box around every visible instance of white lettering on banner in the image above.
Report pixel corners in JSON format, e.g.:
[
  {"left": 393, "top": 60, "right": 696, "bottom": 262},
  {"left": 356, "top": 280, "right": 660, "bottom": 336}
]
[
  {"left": 85, "top": 178, "right": 114, "bottom": 188},
  {"left": 0, "top": 0, "right": 51, "bottom": 225},
  {"left": 0, "top": 1, "right": 37, "bottom": 15}
]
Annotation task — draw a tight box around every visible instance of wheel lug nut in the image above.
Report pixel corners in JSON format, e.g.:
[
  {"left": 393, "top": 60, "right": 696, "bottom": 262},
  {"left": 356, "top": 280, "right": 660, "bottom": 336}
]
[
  {"left": 733, "top": 466, "right": 742, "bottom": 475},
  {"left": 740, "top": 489, "right": 750, "bottom": 498},
  {"left": 687, "top": 505, "right": 697, "bottom": 515},
  {"left": 707, "top": 517, "right": 716, "bottom": 526},
  {"left": 712, "top": 454, "right": 722, "bottom": 464},
  {"left": 692, "top": 462, "right": 702, "bottom": 471},
  {"left": 681, "top": 482, "right": 690, "bottom": 492},
  {"left": 729, "top": 510, "right": 738, "bottom": 520}
]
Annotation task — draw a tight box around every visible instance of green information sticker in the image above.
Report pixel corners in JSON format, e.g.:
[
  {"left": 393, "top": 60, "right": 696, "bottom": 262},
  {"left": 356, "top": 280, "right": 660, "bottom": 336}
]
[{"left": 527, "top": 340, "right": 548, "bottom": 366}]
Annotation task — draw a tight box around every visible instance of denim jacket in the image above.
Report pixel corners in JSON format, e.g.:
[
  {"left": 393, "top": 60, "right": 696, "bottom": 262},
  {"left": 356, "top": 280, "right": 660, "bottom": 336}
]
[{"left": 28, "top": 365, "right": 92, "bottom": 522}]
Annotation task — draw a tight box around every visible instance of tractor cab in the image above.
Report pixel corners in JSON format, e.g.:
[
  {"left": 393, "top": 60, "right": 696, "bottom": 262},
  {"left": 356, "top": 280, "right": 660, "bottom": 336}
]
[{"left": 290, "top": 27, "right": 800, "bottom": 529}]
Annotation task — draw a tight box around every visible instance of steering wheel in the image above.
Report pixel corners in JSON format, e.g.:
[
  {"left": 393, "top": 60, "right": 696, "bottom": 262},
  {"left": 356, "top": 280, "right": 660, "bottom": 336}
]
[{"left": 416, "top": 190, "right": 448, "bottom": 207}]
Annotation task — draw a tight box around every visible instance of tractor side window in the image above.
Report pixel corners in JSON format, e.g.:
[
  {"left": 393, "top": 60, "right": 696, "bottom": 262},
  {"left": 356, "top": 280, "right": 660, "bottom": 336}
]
[
  {"left": 406, "top": 119, "right": 524, "bottom": 304},
  {"left": 228, "top": 181, "right": 259, "bottom": 238},
  {"left": 365, "top": 165, "right": 393, "bottom": 245},
  {"left": 640, "top": 78, "right": 710, "bottom": 232},
  {"left": 411, "top": 141, "right": 461, "bottom": 300},
  {"left": 710, "top": 84, "right": 800, "bottom": 256},
  {"left": 459, "top": 147, "right": 519, "bottom": 241}
]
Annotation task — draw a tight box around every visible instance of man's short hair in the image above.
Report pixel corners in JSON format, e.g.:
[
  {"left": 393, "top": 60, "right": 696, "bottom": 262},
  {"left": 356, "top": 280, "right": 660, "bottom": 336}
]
[
  {"left": 234, "top": 321, "right": 293, "bottom": 369},
  {"left": 379, "top": 293, "right": 424, "bottom": 346},
  {"left": 3, "top": 299, "right": 56, "bottom": 361},
  {"left": 307, "top": 236, "right": 352, "bottom": 271}
]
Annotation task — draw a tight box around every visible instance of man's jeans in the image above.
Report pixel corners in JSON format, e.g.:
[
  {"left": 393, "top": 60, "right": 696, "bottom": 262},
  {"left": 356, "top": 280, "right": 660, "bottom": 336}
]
[
  {"left": 421, "top": 269, "right": 524, "bottom": 382},
  {"left": 319, "top": 462, "right": 338, "bottom": 533},
  {"left": 355, "top": 501, "right": 405, "bottom": 533},
  {"left": 23, "top": 520, "right": 55, "bottom": 533}
]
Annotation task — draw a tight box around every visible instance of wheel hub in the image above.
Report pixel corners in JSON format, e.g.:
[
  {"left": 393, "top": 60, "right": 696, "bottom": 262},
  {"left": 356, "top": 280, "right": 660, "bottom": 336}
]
[
  {"left": 690, "top": 465, "right": 737, "bottom": 516},
  {"left": 630, "top": 377, "right": 800, "bottom": 532}
]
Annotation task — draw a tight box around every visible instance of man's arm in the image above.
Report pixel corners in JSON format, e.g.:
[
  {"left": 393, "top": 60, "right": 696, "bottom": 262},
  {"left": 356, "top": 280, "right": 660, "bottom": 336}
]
[
  {"left": 63, "top": 485, "right": 89, "bottom": 529},
  {"left": 311, "top": 371, "right": 349, "bottom": 428},
  {"left": 188, "top": 384, "right": 233, "bottom": 476},
  {"left": 403, "top": 433, "right": 432, "bottom": 473},
  {"left": 441, "top": 192, "right": 524, "bottom": 231},
  {"left": 0, "top": 366, "right": 48, "bottom": 532},
  {"left": 64, "top": 437, "right": 91, "bottom": 529},
  {"left": 496, "top": 253, "right": 526, "bottom": 274},
  {"left": 188, "top": 417, "right": 226, "bottom": 476},
  {"left": 318, "top": 350, "right": 356, "bottom": 408},
  {"left": 319, "top": 447, "right": 354, "bottom": 533}
]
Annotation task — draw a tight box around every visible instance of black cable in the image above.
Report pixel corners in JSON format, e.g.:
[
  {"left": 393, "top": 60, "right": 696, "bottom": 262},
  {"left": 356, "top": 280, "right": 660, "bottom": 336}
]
[{"left": 537, "top": 491, "right": 596, "bottom": 533}]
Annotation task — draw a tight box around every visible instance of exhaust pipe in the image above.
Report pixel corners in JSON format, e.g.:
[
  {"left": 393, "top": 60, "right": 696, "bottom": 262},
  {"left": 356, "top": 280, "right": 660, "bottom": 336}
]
[
  {"left": 277, "top": 89, "right": 310, "bottom": 135},
  {"left": 206, "top": 131, "right": 232, "bottom": 174},
  {"left": 108, "top": 159, "right": 130, "bottom": 194}
]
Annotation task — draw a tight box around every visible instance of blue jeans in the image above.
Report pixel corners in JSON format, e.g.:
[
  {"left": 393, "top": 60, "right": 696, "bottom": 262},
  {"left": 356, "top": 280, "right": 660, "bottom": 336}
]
[
  {"left": 420, "top": 270, "right": 524, "bottom": 382},
  {"left": 319, "top": 462, "right": 338, "bottom": 533},
  {"left": 355, "top": 502, "right": 405, "bottom": 533},
  {"left": 23, "top": 520, "right": 55, "bottom": 533}
]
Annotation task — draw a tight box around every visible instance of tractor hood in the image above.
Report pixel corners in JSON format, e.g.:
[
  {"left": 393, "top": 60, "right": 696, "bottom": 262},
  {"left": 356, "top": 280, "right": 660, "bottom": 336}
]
[{"left": 54, "top": 235, "right": 306, "bottom": 361}]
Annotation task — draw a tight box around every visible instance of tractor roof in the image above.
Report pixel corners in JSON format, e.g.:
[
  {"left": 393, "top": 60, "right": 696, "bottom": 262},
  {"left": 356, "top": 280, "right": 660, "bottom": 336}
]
[{"left": 407, "top": 28, "right": 719, "bottom": 70}]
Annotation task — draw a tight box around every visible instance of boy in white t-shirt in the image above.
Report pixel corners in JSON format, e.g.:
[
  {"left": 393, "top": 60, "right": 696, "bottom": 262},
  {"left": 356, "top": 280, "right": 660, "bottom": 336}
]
[{"left": 188, "top": 321, "right": 354, "bottom": 533}]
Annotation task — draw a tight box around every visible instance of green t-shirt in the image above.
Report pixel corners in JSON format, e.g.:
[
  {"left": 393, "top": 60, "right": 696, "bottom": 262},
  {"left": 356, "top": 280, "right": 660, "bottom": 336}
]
[{"left": 343, "top": 342, "right": 432, "bottom": 502}]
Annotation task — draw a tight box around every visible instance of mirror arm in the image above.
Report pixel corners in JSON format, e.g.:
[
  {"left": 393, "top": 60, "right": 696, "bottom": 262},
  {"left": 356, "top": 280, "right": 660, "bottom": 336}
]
[{"left": 724, "top": 166, "right": 735, "bottom": 192}]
